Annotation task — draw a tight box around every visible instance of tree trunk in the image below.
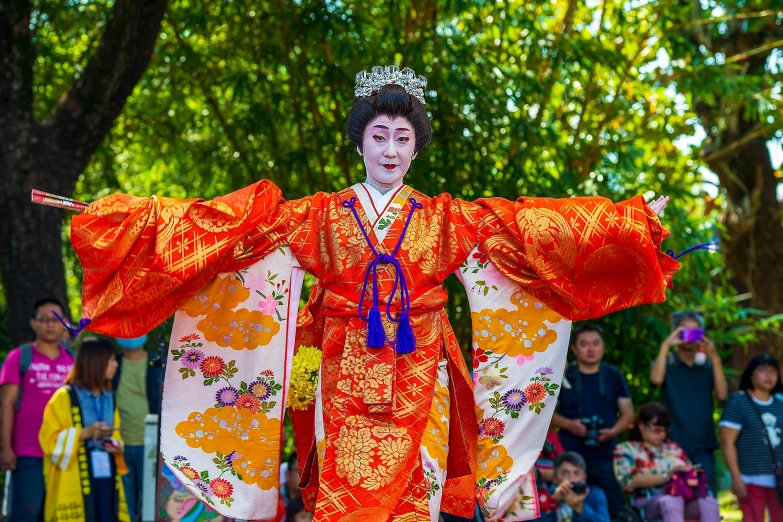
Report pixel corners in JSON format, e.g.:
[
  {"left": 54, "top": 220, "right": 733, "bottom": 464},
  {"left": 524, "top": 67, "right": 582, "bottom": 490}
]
[
  {"left": 718, "top": 129, "right": 783, "bottom": 361},
  {"left": 686, "top": 4, "right": 783, "bottom": 364},
  {"left": 0, "top": 172, "right": 71, "bottom": 344},
  {"left": 0, "top": 0, "right": 167, "bottom": 346}
]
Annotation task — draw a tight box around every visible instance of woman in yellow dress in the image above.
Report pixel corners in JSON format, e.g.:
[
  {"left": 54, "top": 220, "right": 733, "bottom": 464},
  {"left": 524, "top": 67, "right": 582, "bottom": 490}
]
[{"left": 39, "top": 338, "right": 129, "bottom": 522}]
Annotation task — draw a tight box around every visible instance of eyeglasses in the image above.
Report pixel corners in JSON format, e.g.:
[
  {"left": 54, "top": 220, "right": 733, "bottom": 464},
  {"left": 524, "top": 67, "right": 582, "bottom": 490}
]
[{"left": 35, "top": 317, "right": 62, "bottom": 325}]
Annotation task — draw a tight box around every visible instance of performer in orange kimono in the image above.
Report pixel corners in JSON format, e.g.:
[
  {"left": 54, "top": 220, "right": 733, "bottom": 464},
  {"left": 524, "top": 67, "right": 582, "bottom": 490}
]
[{"left": 67, "top": 66, "right": 678, "bottom": 522}]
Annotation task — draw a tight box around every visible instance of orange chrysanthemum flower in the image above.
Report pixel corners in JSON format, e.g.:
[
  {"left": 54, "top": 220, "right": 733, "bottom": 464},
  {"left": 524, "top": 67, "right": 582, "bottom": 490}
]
[
  {"left": 524, "top": 382, "right": 547, "bottom": 403},
  {"left": 179, "top": 466, "right": 199, "bottom": 480},
  {"left": 210, "top": 477, "right": 233, "bottom": 499},
  {"left": 199, "top": 356, "right": 226, "bottom": 378},
  {"left": 235, "top": 393, "right": 261, "bottom": 414}
]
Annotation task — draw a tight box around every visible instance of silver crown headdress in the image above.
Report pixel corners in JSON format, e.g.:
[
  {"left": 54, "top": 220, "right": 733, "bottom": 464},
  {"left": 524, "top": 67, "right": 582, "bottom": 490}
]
[{"left": 354, "top": 65, "right": 428, "bottom": 105}]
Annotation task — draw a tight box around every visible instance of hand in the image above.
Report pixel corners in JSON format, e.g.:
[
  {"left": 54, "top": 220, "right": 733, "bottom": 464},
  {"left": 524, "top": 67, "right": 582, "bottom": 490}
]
[
  {"left": 661, "top": 327, "right": 686, "bottom": 350},
  {"left": 0, "top": 446, "right": 16, "bottom": 471},
  {"left": 670, "top": 459, "right": 690, "bottom": 473},
  {"left": 553, "top": 479, "right": 572, "bottom": 502},
  {"left": 103, "top": 439, "right": 121, "bottom": 454},
  {"left": 598, "top": 428, "right": 616, "bottom": 443},
  {"left": 80, "top": 422, "right": 112, "bottom": 441},
  {"left": 732, "top": 476, "right": 748, "bottom": 500},
  {"left": 569, "top": 419, "right": 587, "bottom": 438},
  {"left": 699, "top": 338, "right": 719, "bottom": 361},
  {"left": 554, "top": 480, "right": 588, "bottom": 512},
  {"left": 648, "top": 194, "right": 669, "bottom": 216}
]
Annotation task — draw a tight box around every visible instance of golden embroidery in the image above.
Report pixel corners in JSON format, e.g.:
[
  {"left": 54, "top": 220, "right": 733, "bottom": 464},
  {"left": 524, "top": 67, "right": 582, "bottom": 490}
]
[{"left": 335, "top": 425, "right": 376, "bottom": 486}]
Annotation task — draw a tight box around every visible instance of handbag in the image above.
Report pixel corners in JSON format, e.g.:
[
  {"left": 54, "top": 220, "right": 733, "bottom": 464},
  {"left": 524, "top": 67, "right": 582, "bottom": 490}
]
[
  {"left": 745, "top": 393, "right": 783, "bottom": 504},
  {"left": 664, "top": 468, "right": 708, "bottom": 500}
]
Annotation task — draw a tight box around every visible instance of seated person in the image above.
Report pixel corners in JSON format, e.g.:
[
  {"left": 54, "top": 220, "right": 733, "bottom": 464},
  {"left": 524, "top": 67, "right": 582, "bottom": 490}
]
[
  {"left": 613, "top": 403, "right": 720, "bottom": 522},
  {"left": 540, "top": 451, "right": 611, "bottom": 522}
]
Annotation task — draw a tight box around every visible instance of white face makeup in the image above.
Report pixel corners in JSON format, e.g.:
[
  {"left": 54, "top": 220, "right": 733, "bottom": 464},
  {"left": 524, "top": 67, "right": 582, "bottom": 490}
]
[{"left": 360, "top": 115, "right": 417, "bottom": 193}]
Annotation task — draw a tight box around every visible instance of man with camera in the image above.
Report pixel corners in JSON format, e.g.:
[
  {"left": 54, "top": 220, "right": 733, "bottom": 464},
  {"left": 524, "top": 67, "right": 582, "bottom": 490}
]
[
  {"left": 552, "top": 323, "right": 634, "bottom": 517},
  {"left": 650, "top": 310, "right": 727, "bottom": 494},
  {"left": 539, "top": 451, "right": 611, "bottom": 522}
]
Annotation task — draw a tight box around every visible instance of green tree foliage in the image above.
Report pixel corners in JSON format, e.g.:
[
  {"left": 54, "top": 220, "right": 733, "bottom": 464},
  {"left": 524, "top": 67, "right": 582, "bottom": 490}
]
[{"left": 3, "top": 1, "right": 781, "bottom": 402}]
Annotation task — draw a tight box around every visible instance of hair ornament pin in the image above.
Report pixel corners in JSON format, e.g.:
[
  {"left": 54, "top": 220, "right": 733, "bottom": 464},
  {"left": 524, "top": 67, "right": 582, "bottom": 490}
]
[{"left": 354, "top": 65, "right": 428, "bottom": 105}]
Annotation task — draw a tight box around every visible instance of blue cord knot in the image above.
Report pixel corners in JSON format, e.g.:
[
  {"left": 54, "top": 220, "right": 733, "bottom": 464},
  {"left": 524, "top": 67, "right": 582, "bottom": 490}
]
[
  {"left": 343, "top": 196, "right": 420, "bottom": 354},
  {"left": 52, "top": 310, "right": 91, "bottom": 338}
]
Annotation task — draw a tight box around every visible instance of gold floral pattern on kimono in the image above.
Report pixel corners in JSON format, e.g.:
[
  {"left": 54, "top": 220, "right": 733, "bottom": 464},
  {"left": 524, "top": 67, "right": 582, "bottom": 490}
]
[
  {"left": 472, "top": 289, "right": 562, "bottom": 358},
  {"left": 421, "top": 375, "right": 450, "bottom": 469},
  {"left": 175, "top": 406, "right": 281, "bottom": 490}
]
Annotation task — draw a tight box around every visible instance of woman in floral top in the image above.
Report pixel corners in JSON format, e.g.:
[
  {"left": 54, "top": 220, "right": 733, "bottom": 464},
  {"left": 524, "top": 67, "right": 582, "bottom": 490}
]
[{"left": 613, "top": 403, "right": 719, "bottom": 522}]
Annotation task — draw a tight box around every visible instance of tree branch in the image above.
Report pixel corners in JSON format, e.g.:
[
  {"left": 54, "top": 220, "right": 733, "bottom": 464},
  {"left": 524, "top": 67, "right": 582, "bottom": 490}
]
[
  {"left": 702, "top": 122, "right": 777, "bottom": 164},
  {"left": 46, "top": 0, "right": 168, "bottom": 174},
  {"left": 724, "top": 37, "right": 783, "bottom": 65},
  {"left": 689, "top": 10, "right": 780, "bottom": 26}
]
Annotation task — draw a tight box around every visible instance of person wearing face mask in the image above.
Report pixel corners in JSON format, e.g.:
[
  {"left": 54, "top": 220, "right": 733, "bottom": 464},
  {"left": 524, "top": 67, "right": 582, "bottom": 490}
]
[
  {"left": 649, "top": 311, "right": 727, "bottom": 495},
  {"left": 62, "top": 65, "right": 680, "bottom": 522},
  {"left": 720, "top": 354, "right": 783, "bottom": 522},
  {"left": 111, "top": 335, "right": 162, "bottom": 522}
]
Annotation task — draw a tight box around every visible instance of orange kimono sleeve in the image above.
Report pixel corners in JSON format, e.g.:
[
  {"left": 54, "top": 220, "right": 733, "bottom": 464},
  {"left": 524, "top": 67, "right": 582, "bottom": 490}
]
[
  {"left": 476, "top": 194, "right": 680, "bottom": 320},
  {"left": 71, "top": 180, "right": 304, "bottom": 336}
]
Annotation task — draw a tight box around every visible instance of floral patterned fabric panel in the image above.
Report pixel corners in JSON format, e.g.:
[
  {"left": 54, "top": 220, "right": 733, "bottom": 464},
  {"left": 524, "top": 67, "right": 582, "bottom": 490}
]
[
  {"left": 420, "top": 360, "right": 451, "bottom": 522},
  {"left": 160, "top": 248, "right": 303, "bottom": 521},
  {"left": 459, "top": 246, "right": 571, "bottom": 522}
]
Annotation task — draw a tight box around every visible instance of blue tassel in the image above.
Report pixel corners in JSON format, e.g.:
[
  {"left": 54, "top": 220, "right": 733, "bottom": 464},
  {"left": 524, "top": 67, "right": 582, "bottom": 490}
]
[
  {"left": 367, "top": 307, "right": 386, "bottom": 348},
  {"left": 394, "top": 313, "right": 416, "bottom": 354}
]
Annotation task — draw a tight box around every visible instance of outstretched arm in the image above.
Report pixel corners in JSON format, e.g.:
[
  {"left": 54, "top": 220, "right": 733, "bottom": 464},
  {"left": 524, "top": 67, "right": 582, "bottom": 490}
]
[
  {"left": 475, "top": 194, "right": 680, "bottom": 320},
  {"left": 71, "top": 180, "right": 306, "bottom": 336}
]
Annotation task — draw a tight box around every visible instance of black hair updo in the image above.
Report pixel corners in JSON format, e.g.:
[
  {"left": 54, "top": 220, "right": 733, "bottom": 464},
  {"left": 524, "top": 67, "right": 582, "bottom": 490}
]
[{"left": 347, "top": 84, "right": 432, "bottom": 153}]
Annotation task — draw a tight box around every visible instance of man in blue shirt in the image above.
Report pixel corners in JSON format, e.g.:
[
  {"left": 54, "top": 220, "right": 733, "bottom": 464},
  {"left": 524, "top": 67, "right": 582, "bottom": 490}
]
[
  {"left": 552, "top": 323, "right": 634, "bottom": 517},
  {"left": 540, "top": 452, "right": 611, "bottom": 522}
]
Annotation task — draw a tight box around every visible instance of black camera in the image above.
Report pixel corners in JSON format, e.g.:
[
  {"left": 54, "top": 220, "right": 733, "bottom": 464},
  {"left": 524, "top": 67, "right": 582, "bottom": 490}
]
[
  {"left": 582, "top": 415, "right": 604, "bottom": 448},
  {"left": 571, "top": 482, "right": 588, "bottom": 495},
  {"left": 541, "top": 440, "right": 557, "bottom": 459}
]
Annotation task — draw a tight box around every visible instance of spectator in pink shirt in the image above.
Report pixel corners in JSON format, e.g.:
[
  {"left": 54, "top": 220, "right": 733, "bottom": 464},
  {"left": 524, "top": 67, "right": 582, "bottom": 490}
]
[{"left": 0, "top": 298, "right": 75, "bottom": 522}]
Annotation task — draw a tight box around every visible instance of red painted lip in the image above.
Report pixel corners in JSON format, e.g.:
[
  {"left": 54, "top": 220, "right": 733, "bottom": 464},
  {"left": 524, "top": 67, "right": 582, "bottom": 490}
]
[{"left": 382, "top": 164, "right": 397, "bottom": 170}]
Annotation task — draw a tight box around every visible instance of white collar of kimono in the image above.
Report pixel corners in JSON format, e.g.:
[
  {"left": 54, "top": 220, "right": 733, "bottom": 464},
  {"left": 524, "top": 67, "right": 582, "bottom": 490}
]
[{"left": 350, "top": 182, "right": 408, "bottom": 243}]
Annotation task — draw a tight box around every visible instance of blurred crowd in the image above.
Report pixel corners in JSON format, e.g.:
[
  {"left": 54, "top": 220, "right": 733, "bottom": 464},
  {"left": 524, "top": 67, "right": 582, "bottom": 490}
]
[{"left": 1, "top": 301, "right": 782, "bottom": 522}]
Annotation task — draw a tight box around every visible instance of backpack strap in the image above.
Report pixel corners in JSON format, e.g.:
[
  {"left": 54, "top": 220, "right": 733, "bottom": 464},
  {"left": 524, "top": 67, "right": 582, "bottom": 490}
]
[
  {"left": 18, "top": 344, "right": 33, "bottom": 377},
  {"left": 14, "top": 344, "right": 33, "bottom": 412}
]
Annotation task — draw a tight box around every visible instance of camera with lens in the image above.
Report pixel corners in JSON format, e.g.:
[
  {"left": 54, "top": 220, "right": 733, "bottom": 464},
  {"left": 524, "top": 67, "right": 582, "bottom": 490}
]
[
  {"left": 582, "top": 415, "right": 604, "bottom": 448},
  {"left": 541, "top": 440, "right": 557, "bottom": 460},
  {"left": 570, "top": 482, "right": 588, "bottom": 495}
]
